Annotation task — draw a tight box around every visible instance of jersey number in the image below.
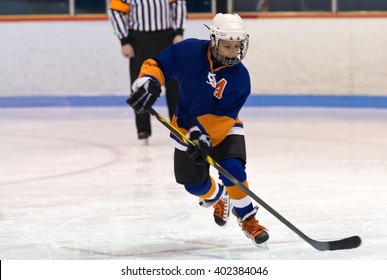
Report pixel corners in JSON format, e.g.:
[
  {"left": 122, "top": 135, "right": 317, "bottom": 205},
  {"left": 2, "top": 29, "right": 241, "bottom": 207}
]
[{"left": 214, "top": 78, "right": 227, "bottom": 99}]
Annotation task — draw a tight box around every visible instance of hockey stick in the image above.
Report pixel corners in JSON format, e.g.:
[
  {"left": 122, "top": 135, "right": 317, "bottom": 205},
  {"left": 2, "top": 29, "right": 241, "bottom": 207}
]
[{"left": 146, "top": 106, "right": 361, "bottom": 251}]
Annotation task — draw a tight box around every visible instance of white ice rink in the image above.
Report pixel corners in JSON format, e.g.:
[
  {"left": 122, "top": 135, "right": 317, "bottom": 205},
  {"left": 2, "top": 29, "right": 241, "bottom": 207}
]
[{"left": 1, "top": 106, "right": 387, "bottom": 261}]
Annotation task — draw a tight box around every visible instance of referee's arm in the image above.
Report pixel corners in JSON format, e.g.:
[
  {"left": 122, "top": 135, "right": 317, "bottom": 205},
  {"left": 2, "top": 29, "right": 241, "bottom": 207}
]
[
  {"left": 171, "top": 0, "right": 187, "bottom": 43},
  {"left": 108, "top": 0, "right": 131, "bottom": 46}
]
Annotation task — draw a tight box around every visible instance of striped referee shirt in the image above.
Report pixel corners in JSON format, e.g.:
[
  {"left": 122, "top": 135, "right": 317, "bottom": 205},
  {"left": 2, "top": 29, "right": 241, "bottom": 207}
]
[{"left": 109, "top": 0, "right": 187, "bottom": 45}]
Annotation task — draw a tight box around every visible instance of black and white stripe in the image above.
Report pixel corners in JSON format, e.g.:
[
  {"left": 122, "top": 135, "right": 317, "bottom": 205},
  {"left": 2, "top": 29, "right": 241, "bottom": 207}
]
[
  {"left": 108, "top": 9, "right": 129, "bottom": 39},
  {"left": 109, "top": 0, "right": 186, "bottom": 40}
]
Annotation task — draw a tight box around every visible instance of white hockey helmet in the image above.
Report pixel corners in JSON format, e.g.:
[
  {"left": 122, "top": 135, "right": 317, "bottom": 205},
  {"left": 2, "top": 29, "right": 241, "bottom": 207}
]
[{"left": 209, "top": 13, "right": 249, "bottom": 66}]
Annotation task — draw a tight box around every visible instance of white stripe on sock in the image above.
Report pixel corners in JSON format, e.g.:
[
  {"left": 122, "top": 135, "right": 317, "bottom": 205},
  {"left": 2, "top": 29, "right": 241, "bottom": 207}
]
[{"left": 231, "top": 196, "right": 251, "bottom": 208}]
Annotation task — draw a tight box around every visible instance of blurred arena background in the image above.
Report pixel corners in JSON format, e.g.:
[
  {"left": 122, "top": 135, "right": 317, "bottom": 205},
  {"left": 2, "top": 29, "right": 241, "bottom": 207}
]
[{"left": 1, "top": 0, "right": 387, "bottom": 108}]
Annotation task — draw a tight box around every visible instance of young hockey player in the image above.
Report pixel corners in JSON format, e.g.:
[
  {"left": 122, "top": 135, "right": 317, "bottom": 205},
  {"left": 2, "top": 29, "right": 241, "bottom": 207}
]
[{"left": 127, "top": 13, "right": 269, "bottom": 246}]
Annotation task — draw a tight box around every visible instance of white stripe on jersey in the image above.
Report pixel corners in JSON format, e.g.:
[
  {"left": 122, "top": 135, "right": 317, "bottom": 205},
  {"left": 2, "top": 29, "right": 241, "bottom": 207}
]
[
  {"left": 173, "top": 124, "right": 245, "bottom": 152},
  {"left": 227, "top": 126, "right": 245, "bottom": 136},
  {"left": 173, "top": 139, "right": 188, "bottom": 151}
]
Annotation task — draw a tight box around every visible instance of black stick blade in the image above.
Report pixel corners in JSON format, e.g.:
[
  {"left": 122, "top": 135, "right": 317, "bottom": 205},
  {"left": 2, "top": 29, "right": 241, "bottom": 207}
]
[
  {"left": 311, "top": 236, "right": 361, "bottom": 251},
  {"left": 328, "top": 235, "right": 362, "bottom": 251},
  {"left": 313, "top": 235, "right": 361, "bottom": 251}
]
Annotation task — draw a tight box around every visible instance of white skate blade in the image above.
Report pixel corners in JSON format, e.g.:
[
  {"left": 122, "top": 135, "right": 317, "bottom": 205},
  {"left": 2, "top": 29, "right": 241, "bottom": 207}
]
[
  {"left": 253, "top": 241, "right": 269, "bottom": 250},
  {"left": 140, "top": 138, "right": 149, "bottom": 146}
]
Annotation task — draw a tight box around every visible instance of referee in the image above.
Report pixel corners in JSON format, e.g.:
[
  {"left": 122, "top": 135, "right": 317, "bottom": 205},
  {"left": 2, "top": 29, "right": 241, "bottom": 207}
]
[{"left": 108, "top": 0, "right": 187, "bottom": 144}]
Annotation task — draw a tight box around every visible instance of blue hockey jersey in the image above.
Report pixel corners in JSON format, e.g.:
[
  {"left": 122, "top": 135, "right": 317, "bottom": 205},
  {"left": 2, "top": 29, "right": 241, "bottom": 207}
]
[{"left": 138, "top": 38, "right": 251, "bottom": 148}]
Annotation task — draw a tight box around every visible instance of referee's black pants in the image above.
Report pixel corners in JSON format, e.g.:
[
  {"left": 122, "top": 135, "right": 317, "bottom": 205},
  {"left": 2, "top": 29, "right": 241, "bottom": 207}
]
[{"left": 128, "top": 28, "right": 179, "bottom": 138}]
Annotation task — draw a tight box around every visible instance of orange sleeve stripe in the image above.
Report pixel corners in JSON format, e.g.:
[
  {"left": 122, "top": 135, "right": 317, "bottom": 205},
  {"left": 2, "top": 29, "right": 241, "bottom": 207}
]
[
  {"left": 109, "top": 0, "right": 130, "bottom": 13},
  {"left": 226, "top": 181, "right": 249, "bottom": 200},
  {"left": 199, "top": 177, "right": 217, "bottom": 199},
  {"left": 197, "top": 114, "right": 236, "bottom": 147},
  {"left": 139, "top": 59, "right": 166, "bottom": 86}
]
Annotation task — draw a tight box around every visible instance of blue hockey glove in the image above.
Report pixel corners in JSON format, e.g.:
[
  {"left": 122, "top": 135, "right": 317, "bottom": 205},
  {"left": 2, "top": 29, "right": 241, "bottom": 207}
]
[
  {"left": 127, "top": 77, "right": 161, "bottom": 113},
  {"left": 186, "top": 126, "right": 211, "bottom": 165}
]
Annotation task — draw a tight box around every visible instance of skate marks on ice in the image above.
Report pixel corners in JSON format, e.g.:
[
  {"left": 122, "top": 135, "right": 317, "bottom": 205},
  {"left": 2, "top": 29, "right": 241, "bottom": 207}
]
[
  {"left": 0, "top": 107, "right": 386, "bottom": 259},
  {"left": 48, "top": 205, "right": 288, "bottom": 260}
]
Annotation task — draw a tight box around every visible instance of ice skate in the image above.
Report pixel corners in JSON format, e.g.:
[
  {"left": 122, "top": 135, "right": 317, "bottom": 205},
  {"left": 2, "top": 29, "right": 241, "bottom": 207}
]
[
  {"left": 199, "top": 187, "right": 230, "bottom": 226},
  {"left": 138, "top": 131, "right": 149, "bottom": 146},
  {"left": 234, "top": 206, "right": 269, "bottom": 248}
]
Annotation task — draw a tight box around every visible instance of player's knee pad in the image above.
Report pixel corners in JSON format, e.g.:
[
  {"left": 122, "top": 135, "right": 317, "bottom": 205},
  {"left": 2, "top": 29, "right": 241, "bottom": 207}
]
[
  {"left": 219, "top": 158, "right": 246, "bottom": 186},
  {"left": 184, "top": 178, "right": 212, "bottom": 196}
]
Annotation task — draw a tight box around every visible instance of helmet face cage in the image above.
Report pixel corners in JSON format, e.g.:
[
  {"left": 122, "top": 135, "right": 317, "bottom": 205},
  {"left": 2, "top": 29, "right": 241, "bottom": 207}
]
[{"left": 211, "top": 34, "right": 249, "bottom": 67}]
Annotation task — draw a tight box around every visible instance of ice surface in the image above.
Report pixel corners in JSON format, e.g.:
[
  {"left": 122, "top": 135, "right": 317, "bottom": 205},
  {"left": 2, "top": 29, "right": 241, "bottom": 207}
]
[{"left": 0, "top": 107, "right": 386, "bottom": 260}]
